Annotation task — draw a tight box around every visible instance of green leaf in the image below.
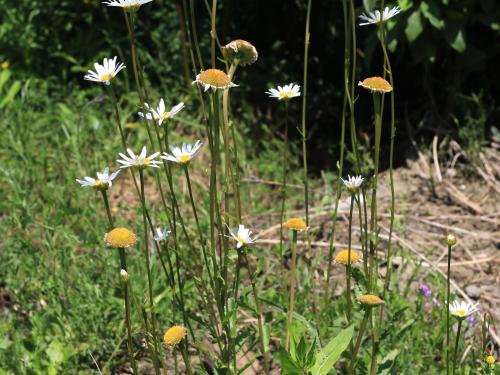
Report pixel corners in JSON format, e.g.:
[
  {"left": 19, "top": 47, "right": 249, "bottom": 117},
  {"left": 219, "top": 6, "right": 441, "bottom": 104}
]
[
  {"left": 363, "top": 0, "right": 377, "bottom": 12},
  {"left": 420, "top": 0, "right": 444, "bottom": 29},
  {"left": 310, "top": 325, "right": 354, "bottom": 375},
  {"left": 46, "top": 340, "right": 65, "bottom": 365},
  {"left": 279, "top": 348, "right": 302, "bottom": 375},
  {"left": 378, "top": 349, "right": 400, "bottom": 375},
  {"left": 0, "top": 80, "right": 21, "bottom": 109},
  {"left": 444, "top": 21, "right": 466, "bottom": 52},
  {"left": 405, "top": 10, "right": 424, "bottom": 43}
]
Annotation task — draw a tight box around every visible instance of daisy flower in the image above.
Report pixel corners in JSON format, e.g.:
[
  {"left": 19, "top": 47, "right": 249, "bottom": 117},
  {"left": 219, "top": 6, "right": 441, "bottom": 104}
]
[
  {"left": 359, "top": 6, "right": 401, "bottom": 26},
  {"left": 449, "top": 300, "right": 479, "bottom": 319},
  {"left": 341, "top": 175, "right": 364, "bottom": 192},
  {"left": 138, "top": 99, "right": 185, "bottom": 126},
  {"left": 154, "top": 227, "right": 171, "bottom": 242},
  {"left": 84, "top": 56, "right": 125, "bottom": 85},
  {"left": 192, "top": 69, "right": 238, "bottom": 92},
  {"left": 117, "top": 146, "right": 161, "bottom": 170},
  {"left": 226, "top": 224, "right": 256, "bottom": 249},
  {"left": 76, "top": 167, "right": 120, "bottom": 190},
  {"left": 103, "top": 0, "right": 153, "bottom": 12},
  {"left": 161, "top": 141, "right": 203, "bottom": 164},
  {"left": 266, "top": 83, "right": 301, "bottom": 101}
]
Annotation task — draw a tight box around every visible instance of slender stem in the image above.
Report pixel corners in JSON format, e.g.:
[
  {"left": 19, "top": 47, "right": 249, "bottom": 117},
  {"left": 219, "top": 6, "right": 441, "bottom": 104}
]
[
  {"left": 100, "top": 190, "right": 114, "bottom": 230},
  {"left": 210, "top": 0, "right": 217, "bottom": 68},
  {"left": 279, "top": 102, "right": 290, "bottom": 260},
  {"left": 446, "top": 243, "right": 452, "bottom": 375},
  {"left": 189, "top": 0, "right": 204, "bottom": 70},
  {"left": 452, "top": 320, "right": 463, "bottom": 375},
  {"left": 301, "top": 0, "right": 312, "bottom": 225},
  {"left": 285, "top": 230, "right": 298, "bottom": 351},
  {"left": 346, "top": 194, "right": 355, "bottom": 327},
  {"left": 349, "top": 309, "right": 371, "bottom": 374}
]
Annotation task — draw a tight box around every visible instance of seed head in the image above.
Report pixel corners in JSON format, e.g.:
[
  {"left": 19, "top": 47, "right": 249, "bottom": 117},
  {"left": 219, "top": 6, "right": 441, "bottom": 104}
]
[
  {"left": 357, "top": 294, "right": 384, "bottom": 307},
  {"left": 334, "top": 249, "right": 361, "bottom": 265},
  {"left": 163, "top": 325, "right": 187, "bottom": 351},
  {"left": 284, "top": 218, "right": 308, "bottom": 232},
  {"left": 358, "top": 76, "right": 392, "bottom": 93},
  {"left": 222, "top": 39, "right": 258, "bottom": 66},
  {"left": 104, "top": 227, "right": 138, "bottom": 248}
]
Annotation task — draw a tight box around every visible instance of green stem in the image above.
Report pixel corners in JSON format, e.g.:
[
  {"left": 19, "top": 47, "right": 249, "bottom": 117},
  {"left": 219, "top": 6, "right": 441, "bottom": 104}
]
[
  {"left": 349, "top": 309, "right": 371, "bottom": 374},
  {"left": 453, "top": 320, "right": 463, "bottom": 375},
  {"left": 279, "top": 102, "right": 290, "bottom": 261},
  {"left": 285, "top": 230, "right": 298, "bottom": 351},
  {"left": 346, "top": 194, "right": 355, "bottom": 327},
  {"left": 210, "top": 0, "right": 217, "bottom": 68},
  {"left": 100, "top": 190, "right": 114, "bottom": 230},
  {"left": 446, "top": 243, "right": 452, "bottom": 375}
]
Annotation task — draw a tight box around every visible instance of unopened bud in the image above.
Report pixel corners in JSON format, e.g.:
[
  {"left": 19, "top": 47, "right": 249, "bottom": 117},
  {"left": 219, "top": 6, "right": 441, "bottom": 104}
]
[
  {"left": 120, "top": 269, "right": 129, "bottom": 282},
  {"left": 445, "top": 234, "right": 457, "bottom": 247}
]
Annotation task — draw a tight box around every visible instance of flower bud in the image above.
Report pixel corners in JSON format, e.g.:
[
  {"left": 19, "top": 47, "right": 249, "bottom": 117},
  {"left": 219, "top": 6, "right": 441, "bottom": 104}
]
[
  {"left": 445, "top": 234, "right": 457, "bottom": 246},
  {"left": 120, "top": 269, "right": 129, "bottom": 283}
]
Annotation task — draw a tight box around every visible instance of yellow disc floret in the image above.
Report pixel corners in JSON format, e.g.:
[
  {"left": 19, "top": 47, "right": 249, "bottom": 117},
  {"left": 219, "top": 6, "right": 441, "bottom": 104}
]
[
  {"left": 358, "top": 76, "right": 393, "bottom": 93},
  {"left": 163, "top": 325, "right": 187, "bottom": 351},
  {"left": 357, "top": 294, "right": 384, "bottom": 306},
  {"left": 335, "top": 249, "right": 361, "bottom": 265},
  {"left": 198, "top": 69, "right": 232, "bottom": 88},
  {"left": 104, "top": 227, "right": 138, "bottom": 248},
  {"left": 284, "top": 218, "right": 308, "bottom": 231},
  {"left": 486, "top": 355, "right": 495, "bottom": 365}
]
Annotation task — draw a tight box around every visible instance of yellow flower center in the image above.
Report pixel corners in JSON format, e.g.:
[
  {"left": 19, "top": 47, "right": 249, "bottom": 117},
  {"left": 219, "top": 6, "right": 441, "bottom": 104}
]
[
  {"left": 358, "top": 294, "right": 384, "bottom": 306},
  {"left": 124, "top": 4, "right": 141, "bottom": 11},
  {"left": 179, "top": 154, "right": 190, "bottom": 163},
  {"left": 359, "top": 76, "right": 393, "bottom": 93},
  {"left": 236, "top": 236, "right": 246, "bottom": 244},
  {"left": 159, "top": 112, "right": 171, "bottom": 121},
  {"left": 486, "top": 355, "right": 495, "bottom": 365},
  {"left": 335, "top": 249, "right": 361, "bottom": 265},
  {"left": 284, "top": 218, "right": 308, "bottom": 231},
  {"left": 454, "top": 309, "right": 466, "bottom": 317},
  {"left": 93, "top": 179, "right": 109, "bottom": 190},
  {"left": 163, "top": 325, "right": 187, "bottom": 351},
  {"left": 100, "top": 73, "right": 115, "bottom": 82},
  {"left": 104, "top": 227, "right": 138, "bottom": 248},
  {"left": 198, "top": 69, "right": 232, "bottom": 88},
  {"left": 279, "top": 91, "right": 290, "bottom": 99}
]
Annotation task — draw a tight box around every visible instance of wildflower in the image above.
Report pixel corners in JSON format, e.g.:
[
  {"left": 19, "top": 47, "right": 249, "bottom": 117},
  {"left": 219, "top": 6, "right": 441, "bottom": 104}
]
[
  {"left": 103, "top": 0, "right": 153, "bottom": 12},
  {"left": 284, "top": 218, "right": 308, "bottom": 232},
  {"left": 418, "top": 283, "right": 432, "bottom": 298},
  {"left": 84, "top": 56, "right": 125, "bottom": 85},
  {"left": 193, "top": 69, "right": 237, "bottom": 92},
  {"left": 357, "top": 294, "right": 384, "bottom": 307},
  {"left": 226, "top": 224, "right": 256, "bottom": 249},
  {"left": 117, "top": 146, "right": 161, "bottom": 170},
  {"left": 222, "top": 39, "right": 258, "bottom": 66},
  {"left": 449, "top": 300, "right": 479, "bottom": 320},
  {"left": 1, "top": 60, "right": 10, "bottom": 70},
  {"left": 138, "top": 99, "right": 185, "bottom": 126},
  {"left": 120, "top": 269, "right": 129, "bottom": 282},
  {"left": 76, "top": 167, "right": 120, "bottom": 191},
  {"left": 466, "top": 314, "right": 477, "bottom": 327},
  {"left": 335, "top": 249, "right": 361, "bottom": 265},
  {"left": 341, "top": 175, "right": 364, "bottom": 193},
  {"left": 486, "top": 355, "right": 495, "bottom": 365},
  {"left": 154, "top": 227, "right": 171, "bottom": 242},
  {"left": 266, "top": 83, "right": 301, "bottom": 101},
  {"left": 161, "top": 141, "right": 203, "bottom": 164},
  {"left": 105, "top": 227, "right": 138, "bottom": 248},
  {"left": 358, "top": 77, "right": 392, "bottom": 93},
  {"left": 445, "top": 234, "right": 457, "bottom": 246},
  {"left": 163, "top": 325, "right": 187, "bottom": 351},
  {"left": 359, "top": 6, "right": 401, "bottom": 26}
]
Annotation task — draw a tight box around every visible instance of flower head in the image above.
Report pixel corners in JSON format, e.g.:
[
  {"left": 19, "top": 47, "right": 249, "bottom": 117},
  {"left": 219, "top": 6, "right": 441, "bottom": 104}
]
[
  {"left": 117, "top": 146, "right": 161, "bottom": 170},
  {"left": 359, "top": 6, "right": 401, "bottom": 26},
  {"left": 486, "top": 355, "right": 495, "bottom": 366},
  {"left": 284, "top": 218, "right": 308, "bottom": 232},
  {"left": 357, "top": 294, "right": 384, "bottom": 307},
  {"left": 76, "top": 168, "right": 120, "bottom": 191},
  {"left": 163, "top": 325, "right": 187, "bottom": 351},
  {"left": 154, "top": 227, "right": 171, "bottom": 242},
  {"left": 193, "top": 69, "right": 237, "bottom": 92},
  {"left": 161, "top": 141, "right": 203, "bottom": 164},
  {"left": 335, "top": 249, "right": 361, "bottom": 265},
  {"left": 226, "top": 224, "right": 256, "bottom": 249},
  {"left": 266, "top": 83, "right": 301, "bottom": 101},
  {"left": 103, "top": 0, "right": 153, "bottom": 12},
  {"left": 84, "top": 56, "right": 125, "bottom": 85},
  {"left": 341, "top": 175, "right": 364, "bottom": 193},
  {"left": 222, "top": 39, "right": 258, "bottom": 66},
  {"left": 418, "top": 283, "right": 432, "bottom": 298},
  {"left": 138, "top": 99, "right": 185, "bottom": 126},
  {"left": 1, "top": 60, "right": 9, "bottom": 70},
  {"left": 358, "top": 77, "right": 392, "bottom": 93},
  {"left": 445, "top": 234, "right": 457, "bottom": 246},
  {"left": 105, "top": 227, "right": 138, "bottom": 248},
  {"left": 449, "top": 300, "right": 479, "bottom": 320}
]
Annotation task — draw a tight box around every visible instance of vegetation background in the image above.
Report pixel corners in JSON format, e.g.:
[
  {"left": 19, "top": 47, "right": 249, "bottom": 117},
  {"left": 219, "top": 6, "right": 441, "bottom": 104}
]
[{"left": 0, "top": 0, "right": 498, "bottom": 373}]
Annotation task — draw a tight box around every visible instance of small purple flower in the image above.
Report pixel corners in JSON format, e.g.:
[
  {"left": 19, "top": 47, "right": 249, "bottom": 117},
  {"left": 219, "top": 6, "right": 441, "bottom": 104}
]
[
  {"left": 466, "top": 314, "right": 477, "bottom": 327},
  {"left": 419, "top": 283, "right": 432, "bottom": 298}
]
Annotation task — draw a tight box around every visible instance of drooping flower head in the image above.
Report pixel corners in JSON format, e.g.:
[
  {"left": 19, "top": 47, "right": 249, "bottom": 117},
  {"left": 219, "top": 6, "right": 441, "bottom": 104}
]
[
  {"left": 117, "top": 146, "right": 161, "bottom": 170},
  {"left": 284, "top": 218, "right": 308, "bottom": 232},
  {"left": 335, "top": 249, "right": 361, "bottom": 265},
  {"left": 341, "top": 175, "right": 364, "bottom": 193},
  {"left": 105, "top": 227, "right": 138, "bottom": 248},
  {"left": 161, "top": 141, "right": 203, "bottom": 165},
  {"left": 357, "top": 294, "right": 384, "bottom": 307},
  {"left": 138, "top": 99, "right": 185, "bottom": 126},
  {"left": 359, "top": 6, "right": 401, "bottom": 26},
  {"left": 103, "top": 0, "right": 153, "bottom": 12},
  {"left": 163, "top": 325, "right": 187, "bottom": 351},
  {"left": 418, "top": 283, "right": 432, "bottom": 298},
  {"left": 76, "top": 168, "right": 120, "bottom": 191},
  {"left": 84, "top": 56, "right": 125, "bottom": 85},
  {"left": 193, "top": 69, "right": 238, "bottom": 92},
  {"left": 449, "top": 300, "right": 479, "bottom": 320},
  {"left": 222, "top": 39, "right": 258, "bottom": 66},
  {"left": 358, "top": 77, "right": 393, "bottom": 94},
  {"left": 226, "top": 224, "right": 256, "bottom": 249},
  {"left": 154, "top": 227, "right": 171, "bottom": 242},
  {"left": 266, "top": 83, "right": 301, "bottom": 101}
]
